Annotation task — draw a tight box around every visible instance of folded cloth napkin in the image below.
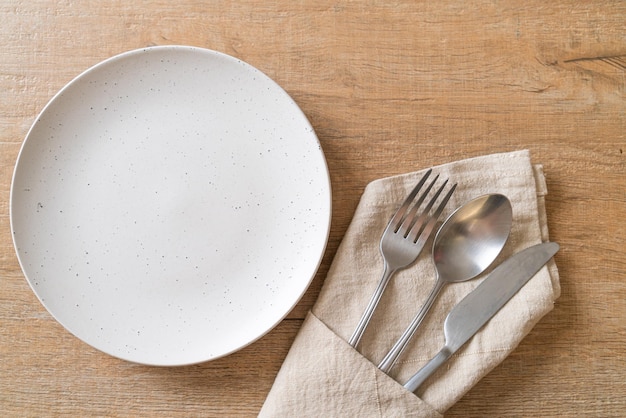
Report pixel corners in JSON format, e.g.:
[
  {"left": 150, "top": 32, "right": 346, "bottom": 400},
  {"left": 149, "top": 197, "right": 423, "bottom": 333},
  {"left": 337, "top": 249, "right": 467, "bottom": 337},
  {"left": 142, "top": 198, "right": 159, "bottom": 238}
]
[{"left": 259, "top": 150, "right": 560, "bottom": 417}]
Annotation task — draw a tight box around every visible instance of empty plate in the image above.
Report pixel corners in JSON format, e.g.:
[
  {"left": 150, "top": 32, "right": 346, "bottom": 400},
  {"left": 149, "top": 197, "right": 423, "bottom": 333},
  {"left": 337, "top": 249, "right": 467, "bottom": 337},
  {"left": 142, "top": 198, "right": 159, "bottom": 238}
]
[{"left": 10, "top": 46, "right": 331, "bottom": 366}]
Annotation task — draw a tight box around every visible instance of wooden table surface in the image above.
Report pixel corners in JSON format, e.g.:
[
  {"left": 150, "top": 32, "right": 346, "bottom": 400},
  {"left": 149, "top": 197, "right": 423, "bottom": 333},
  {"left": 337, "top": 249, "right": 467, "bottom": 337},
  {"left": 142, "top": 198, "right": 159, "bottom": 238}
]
[{"left": 1, "top": 1, "right": 624, "bottom": 416}]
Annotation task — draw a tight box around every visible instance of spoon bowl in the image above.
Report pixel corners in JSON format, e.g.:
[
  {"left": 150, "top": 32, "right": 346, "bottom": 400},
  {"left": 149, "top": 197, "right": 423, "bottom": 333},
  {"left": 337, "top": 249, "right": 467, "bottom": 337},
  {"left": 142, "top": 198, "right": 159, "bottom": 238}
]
[
  {"left": 433, "top": 194, "right": 513, "bottom": 282},
  {"left": 378, "top": 193, "right": 512, "bottom": 373}
]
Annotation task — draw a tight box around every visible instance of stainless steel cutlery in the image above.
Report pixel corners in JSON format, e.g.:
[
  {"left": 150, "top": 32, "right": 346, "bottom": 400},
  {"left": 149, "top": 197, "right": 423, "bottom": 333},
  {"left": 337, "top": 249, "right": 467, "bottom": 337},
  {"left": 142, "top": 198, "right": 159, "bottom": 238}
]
[
  {"left": 351, "top": 170, "right": 559, "bottom": 393},
  {"left": 348, "top": 170, "right": 457, "bottom": 348},
  {"left": 378, "top": 194, "right": 512, "bottom": 373},
  {"left": 403, "top": 242, "right": 559, "bottom": 393}
]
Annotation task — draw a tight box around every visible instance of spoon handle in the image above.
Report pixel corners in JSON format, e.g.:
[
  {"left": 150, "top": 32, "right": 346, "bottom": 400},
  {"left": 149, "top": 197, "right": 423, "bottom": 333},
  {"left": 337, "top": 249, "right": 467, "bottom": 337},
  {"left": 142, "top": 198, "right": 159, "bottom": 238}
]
[
  {"left": 349, "top": 264, "right": 396, "bottom": 348},
  {"left": 378, "top": 279, "right": 445, "bottom": 373}
]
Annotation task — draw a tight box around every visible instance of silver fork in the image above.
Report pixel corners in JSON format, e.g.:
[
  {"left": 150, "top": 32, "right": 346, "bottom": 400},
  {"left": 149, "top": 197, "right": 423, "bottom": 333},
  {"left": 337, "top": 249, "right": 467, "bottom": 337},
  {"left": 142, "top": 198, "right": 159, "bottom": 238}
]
[{"left": 348, "top": 170, "right": 456, "bottom": 348}]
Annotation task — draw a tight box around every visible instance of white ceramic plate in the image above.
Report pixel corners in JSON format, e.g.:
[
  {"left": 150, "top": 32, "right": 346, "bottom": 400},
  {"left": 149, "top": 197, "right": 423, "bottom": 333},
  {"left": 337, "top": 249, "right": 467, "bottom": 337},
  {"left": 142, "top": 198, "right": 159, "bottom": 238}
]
[{"left": 10, "top": 46, "right": 331, "bottom": 366}]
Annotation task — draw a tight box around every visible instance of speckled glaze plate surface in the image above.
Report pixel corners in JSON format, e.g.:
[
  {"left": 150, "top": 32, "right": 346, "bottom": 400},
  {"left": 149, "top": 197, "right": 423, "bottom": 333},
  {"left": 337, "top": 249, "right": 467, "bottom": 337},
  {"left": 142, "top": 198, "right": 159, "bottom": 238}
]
[{"left": 10, "top": 46, "right": 331, "bottom": 366}]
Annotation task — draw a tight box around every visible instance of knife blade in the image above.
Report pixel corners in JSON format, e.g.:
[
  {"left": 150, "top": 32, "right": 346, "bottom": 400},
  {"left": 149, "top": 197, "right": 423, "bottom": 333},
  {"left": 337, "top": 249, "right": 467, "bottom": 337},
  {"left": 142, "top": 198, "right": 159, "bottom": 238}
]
[{"left": 403, "top": 242, "right": 559, "bottom": 393}]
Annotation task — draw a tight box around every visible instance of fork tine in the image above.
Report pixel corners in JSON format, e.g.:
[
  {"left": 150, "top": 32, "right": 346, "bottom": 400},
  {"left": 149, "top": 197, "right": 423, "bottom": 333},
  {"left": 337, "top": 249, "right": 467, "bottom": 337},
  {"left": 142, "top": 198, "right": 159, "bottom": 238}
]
[
  {"left": 388, "top": 168, "right": 432, "bottom": 231},
  {"left": 402, "top": 178, "right": 447, "bottom": 238},
  {"left": 397, "top": 175, "right": 439, "bottom": 235},
  {"left": 409, "top": 182, "right": 457, "bottom": 243}
]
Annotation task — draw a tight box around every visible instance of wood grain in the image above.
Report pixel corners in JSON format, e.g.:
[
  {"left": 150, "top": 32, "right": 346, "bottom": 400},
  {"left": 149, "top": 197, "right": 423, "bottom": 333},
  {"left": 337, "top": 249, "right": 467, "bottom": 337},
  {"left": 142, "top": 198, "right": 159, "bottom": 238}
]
[{"left": 1, "top": 0, "right": 624, "bottom": 416}]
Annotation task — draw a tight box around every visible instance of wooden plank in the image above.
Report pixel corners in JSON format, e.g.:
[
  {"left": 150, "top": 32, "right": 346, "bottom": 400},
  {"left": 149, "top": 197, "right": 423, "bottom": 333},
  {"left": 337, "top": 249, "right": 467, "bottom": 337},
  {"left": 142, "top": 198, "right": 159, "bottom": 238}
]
[{"left": 1, "top": 0, "right": 624, "bottom": 416}]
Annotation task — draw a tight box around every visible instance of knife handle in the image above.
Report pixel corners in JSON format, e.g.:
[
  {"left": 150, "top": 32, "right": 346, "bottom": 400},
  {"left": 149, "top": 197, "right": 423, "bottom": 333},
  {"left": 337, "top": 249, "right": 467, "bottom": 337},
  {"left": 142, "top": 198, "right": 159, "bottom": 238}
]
[{"left": 403, "top": 346, "right": 453, "bottom": 393}]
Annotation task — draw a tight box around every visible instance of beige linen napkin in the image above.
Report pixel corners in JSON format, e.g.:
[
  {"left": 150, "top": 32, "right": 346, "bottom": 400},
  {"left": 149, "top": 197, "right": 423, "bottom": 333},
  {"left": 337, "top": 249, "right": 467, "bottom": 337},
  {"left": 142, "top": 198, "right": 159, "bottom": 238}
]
[{"left": 259, "top": 150, "right": 560, "bottom": 417}]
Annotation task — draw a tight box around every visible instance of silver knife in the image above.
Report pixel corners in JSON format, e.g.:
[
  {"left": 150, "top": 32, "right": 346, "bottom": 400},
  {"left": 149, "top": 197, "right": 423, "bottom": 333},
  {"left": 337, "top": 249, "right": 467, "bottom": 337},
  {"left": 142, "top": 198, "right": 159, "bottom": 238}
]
[{"left": 403, "top": 242, "right": 559, "bottom": 393}]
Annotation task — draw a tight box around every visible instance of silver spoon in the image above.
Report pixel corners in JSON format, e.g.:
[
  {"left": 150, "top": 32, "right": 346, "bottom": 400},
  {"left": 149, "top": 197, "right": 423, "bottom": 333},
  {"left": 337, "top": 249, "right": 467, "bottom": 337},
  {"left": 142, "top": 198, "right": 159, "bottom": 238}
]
[{"left": 378, "top": 194, "right": 512, "bottom": 374}]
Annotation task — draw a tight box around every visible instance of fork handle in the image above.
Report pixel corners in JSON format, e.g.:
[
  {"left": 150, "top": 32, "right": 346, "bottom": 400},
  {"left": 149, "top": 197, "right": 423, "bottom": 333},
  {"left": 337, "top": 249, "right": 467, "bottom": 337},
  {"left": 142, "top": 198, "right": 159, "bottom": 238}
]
[
  {"left": 348, "top": 264, "right": 396, "bottom": 348},
  {"left": 378, "top": 279, "right": 445, "bottom": 373}
]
